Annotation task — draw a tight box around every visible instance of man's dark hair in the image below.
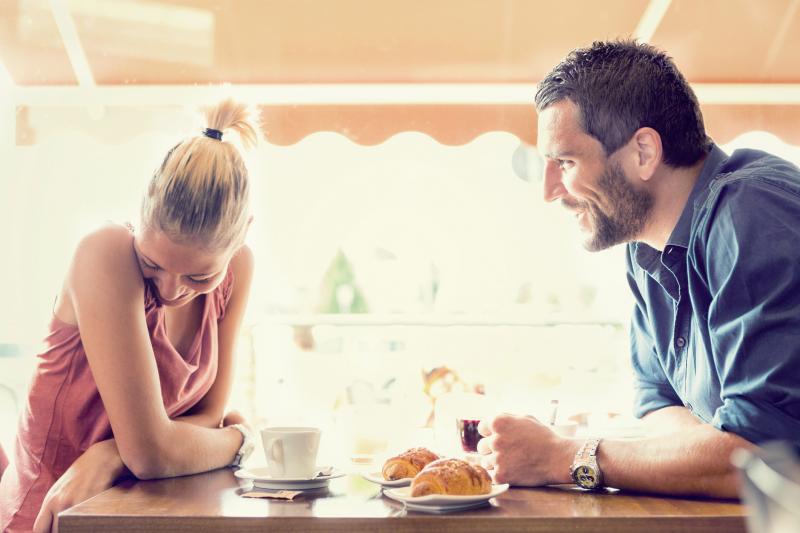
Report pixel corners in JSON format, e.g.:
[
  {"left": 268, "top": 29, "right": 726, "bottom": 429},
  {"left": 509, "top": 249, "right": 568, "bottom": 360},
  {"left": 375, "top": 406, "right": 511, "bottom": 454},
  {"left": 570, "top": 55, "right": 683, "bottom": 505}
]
[{"left": 534, "top": 40, "right": 712, "bottom": 167}]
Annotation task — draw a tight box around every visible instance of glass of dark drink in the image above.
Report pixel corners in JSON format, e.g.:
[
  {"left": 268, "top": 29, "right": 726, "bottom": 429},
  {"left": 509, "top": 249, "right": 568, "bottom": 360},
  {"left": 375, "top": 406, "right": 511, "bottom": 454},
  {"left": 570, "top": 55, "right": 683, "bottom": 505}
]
[{"left": 456, "top": 418, "right": 482, "bottom": 453}]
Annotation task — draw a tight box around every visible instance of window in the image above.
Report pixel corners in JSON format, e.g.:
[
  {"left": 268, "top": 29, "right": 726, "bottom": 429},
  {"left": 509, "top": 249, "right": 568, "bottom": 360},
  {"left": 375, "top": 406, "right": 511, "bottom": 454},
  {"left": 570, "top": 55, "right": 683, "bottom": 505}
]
[{"left": 3, "top": 99, "right": 800, "bottom": 461}]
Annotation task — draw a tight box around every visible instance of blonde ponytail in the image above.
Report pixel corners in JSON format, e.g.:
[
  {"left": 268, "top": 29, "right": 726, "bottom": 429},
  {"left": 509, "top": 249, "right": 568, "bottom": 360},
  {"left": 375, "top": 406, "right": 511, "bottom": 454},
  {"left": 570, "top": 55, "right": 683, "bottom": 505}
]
[
  {"left": 204, "top": 99, "right": 259, "bottom": 150},
  {"left": 141, "top": 99, "right": 259, "bottom": 251}
]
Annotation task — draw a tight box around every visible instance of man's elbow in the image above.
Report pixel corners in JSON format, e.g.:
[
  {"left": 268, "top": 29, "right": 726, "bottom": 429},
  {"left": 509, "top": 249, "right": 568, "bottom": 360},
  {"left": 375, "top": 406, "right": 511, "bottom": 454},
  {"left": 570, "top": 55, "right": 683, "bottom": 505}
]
[{"left": 699, "top": 471, "right": 742, "bottom": 500}]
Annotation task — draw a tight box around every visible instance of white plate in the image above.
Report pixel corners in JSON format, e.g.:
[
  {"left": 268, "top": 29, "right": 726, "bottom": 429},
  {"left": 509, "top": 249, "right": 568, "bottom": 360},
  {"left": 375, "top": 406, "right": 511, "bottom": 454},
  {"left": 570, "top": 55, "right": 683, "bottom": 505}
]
[
  {"left": 383, "top": 483, "right": 509, "bottom": 510},
  {"left": 361, "top": 471, "right": 412, "bottom": 487},
  {"left": 404, "top": 500, "right": 493, "bottom": 514},
  {"left": 234, "top": 466, "right": 345, "bottom": 490}
]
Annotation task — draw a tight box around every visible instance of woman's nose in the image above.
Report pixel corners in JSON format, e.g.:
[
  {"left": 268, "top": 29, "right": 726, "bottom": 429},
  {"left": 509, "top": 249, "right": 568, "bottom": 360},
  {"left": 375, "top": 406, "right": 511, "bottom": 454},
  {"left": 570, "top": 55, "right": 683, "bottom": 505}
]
[{"left": 155, "top": 275, "right": 183, "bottom": 301}]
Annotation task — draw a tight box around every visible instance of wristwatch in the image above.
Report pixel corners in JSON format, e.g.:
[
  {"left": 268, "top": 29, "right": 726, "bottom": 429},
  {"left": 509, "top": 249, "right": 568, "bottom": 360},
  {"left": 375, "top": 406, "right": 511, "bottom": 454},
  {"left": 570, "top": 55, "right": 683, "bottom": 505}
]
[
  {"left": 229, "top": 423, "right": 256, "bottom": 468},
  {"left": 570, "top": 438, "right": 603, "bottom": 490}
]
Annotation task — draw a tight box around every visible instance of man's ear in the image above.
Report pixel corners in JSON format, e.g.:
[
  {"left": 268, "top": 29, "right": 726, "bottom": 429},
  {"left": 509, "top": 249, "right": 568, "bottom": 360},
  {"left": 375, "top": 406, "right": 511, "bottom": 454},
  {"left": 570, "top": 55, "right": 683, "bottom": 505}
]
[{"left": 629, "top": 127, "right": 662, "bottom": 182}]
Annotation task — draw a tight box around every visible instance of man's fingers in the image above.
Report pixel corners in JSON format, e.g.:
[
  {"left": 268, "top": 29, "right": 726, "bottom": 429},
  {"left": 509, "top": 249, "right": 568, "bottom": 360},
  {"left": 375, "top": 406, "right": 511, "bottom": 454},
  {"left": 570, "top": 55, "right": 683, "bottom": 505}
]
[
  {"left": 494, "top": 466, "right": 510, "bottom": 485},
  {"left": 490, "top": 412, "right": 516, "bottom": 433},
  {"left": 480, "top": 452, "right": 497, "bottom": 471},
  {"left": 477, "top": 418, "right": 492, "bottom": 437},
  {"left": 477, "top": 433, "right": 494, "bottom": 455}
]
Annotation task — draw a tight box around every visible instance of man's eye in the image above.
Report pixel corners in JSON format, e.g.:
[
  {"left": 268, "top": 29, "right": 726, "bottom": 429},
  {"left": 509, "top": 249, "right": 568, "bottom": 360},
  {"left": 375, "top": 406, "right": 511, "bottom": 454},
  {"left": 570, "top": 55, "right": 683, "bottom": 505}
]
[{"left": 558, "top": 159, "right": 574, "bottom": 170}]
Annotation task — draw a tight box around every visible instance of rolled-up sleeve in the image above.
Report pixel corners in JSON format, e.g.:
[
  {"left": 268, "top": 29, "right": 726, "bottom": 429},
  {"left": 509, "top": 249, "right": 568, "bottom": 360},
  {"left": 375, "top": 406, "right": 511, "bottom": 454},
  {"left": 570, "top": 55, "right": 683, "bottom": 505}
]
[{"left": 703, "top": 179, "right": 800, "bottom": 446}]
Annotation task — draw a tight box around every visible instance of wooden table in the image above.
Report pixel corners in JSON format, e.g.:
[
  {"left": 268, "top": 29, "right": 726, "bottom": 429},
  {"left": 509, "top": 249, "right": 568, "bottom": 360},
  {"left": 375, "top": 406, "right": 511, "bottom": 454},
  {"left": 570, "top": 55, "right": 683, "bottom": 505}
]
[{"left": 59, "top": 468, "right": 748, "bottom": 532}]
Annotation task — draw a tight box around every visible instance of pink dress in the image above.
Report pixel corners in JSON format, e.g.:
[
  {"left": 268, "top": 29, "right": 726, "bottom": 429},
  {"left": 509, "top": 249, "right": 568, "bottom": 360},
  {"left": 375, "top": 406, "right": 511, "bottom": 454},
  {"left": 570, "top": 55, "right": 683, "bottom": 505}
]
[{"left": 0, "top": 238, "right": 235, "bottom": 532}]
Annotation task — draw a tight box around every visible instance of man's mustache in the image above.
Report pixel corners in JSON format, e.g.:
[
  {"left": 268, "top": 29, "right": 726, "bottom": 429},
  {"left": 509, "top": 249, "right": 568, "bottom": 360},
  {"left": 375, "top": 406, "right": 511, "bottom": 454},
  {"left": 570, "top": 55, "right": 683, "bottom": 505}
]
[{"left": 561, "top": 198, "right": 589, "bottom": 211}]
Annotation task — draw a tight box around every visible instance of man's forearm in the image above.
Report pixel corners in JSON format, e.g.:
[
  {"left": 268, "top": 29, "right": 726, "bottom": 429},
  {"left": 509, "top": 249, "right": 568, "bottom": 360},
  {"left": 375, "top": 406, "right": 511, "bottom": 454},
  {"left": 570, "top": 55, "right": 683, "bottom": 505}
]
[
  {"left": 595, "top": 424, "right": 755, "bottom": 498},
  {"left": 641, "top": 405, "right": 702, "bottom": 435}
]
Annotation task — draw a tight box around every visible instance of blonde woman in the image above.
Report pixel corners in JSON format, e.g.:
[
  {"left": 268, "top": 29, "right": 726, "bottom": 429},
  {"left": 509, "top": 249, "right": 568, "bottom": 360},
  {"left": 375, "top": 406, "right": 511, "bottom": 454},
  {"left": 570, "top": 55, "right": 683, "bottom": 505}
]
[{"left": 0, "top": 100, "right": 258, "bottom": 533}]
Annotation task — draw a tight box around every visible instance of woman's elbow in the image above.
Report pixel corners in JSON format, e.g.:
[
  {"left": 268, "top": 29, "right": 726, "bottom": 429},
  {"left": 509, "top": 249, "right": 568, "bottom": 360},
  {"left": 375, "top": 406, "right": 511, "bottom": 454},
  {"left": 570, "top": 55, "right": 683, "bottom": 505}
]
[
  {"left": 119, "top": 442, "right": 170, "bottom": 480},
  {"left": 123, "top": 453, "right": 164, "bottom": 480}
]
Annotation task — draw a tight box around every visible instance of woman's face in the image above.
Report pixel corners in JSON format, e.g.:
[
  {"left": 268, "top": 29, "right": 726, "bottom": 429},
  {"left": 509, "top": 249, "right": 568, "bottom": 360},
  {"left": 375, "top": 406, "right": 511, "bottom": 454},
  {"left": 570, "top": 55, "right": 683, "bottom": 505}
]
[{"left": 133, "top": 228, "right": 231, "bottom": 307}]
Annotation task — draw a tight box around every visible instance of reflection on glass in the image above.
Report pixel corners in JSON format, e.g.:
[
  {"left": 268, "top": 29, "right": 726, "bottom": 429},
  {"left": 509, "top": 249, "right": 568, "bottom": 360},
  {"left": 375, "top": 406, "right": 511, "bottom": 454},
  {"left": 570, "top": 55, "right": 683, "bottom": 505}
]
[{"left": 456, "top": 418, "right": 481, "bottom": 452}]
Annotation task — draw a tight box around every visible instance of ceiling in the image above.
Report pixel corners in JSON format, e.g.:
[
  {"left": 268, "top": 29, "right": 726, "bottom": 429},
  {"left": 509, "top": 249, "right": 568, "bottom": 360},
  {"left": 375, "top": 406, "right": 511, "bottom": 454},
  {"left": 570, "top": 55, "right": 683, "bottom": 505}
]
[{"left": 1, "top": 0, "right": 799, "bottom": 145}]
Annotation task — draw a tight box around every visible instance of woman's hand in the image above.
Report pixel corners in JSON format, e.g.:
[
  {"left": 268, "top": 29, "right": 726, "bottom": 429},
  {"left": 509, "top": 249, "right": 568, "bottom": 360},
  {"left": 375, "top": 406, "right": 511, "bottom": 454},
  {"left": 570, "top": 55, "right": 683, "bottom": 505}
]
[
  {"left": 221, "top": 409, "right": 249, "bottom": 429},
  {"left": 33, "top": 439, "right": 128, "bottom": 533}
]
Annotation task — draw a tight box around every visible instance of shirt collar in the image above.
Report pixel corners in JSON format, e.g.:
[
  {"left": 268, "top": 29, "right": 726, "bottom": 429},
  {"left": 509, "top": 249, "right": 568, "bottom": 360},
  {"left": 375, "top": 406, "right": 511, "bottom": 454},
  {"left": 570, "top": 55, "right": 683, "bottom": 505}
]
[{"left": 664, "top": 144, "right": 729, "bottom": 249}]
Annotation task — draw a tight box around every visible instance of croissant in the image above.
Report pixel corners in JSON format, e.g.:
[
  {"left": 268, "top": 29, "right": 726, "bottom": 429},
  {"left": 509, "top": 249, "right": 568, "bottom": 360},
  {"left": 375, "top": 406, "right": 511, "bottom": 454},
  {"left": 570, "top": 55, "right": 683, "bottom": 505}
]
[
  {"left": 382, "top": 447, "right": 440, "bottom": 480},
  {"left": 410, "top": 458, "right": 492, "bottom": 496}
]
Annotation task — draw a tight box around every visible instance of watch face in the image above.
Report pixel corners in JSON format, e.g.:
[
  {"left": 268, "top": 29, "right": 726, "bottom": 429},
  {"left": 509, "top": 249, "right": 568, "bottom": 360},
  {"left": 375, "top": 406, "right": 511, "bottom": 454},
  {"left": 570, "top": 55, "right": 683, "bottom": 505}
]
[{"left": 575, "top": 465, "right": 599, "bottom": 489}]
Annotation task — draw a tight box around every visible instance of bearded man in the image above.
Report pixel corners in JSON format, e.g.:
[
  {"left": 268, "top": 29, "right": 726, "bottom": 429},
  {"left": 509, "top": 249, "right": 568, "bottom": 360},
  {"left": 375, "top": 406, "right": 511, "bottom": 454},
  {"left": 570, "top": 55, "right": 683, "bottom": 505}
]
[{"left": 478, "top": 40, "right": 800, "bottom": 498}]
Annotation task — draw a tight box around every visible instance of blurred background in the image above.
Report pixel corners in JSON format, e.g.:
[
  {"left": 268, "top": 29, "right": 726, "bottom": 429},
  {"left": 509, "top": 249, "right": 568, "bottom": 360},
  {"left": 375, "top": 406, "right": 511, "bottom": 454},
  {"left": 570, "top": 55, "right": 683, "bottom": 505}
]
[{"left": 1, "top": 0, "right": 800, "bottom": 462}]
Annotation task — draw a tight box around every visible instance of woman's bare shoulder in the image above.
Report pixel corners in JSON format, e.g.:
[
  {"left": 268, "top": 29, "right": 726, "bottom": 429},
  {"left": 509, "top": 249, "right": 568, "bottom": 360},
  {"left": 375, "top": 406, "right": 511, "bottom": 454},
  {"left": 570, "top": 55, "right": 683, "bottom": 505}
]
[
  {"left": 68, "top": 223, "right": 143, "bottom": 295},
  {"left": 56, "top": 224, "right": 143, "bottom": 324},
  {"left": 76, "top": 222, "right": 134, "bottom": 252},
  {"left": 230, "top": 243, "right": 255, "bottom": 279}
]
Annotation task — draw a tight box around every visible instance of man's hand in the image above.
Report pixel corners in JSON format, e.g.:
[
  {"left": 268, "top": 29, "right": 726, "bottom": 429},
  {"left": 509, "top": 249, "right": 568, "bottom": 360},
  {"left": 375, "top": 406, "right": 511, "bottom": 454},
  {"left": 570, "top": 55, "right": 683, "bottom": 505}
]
[
  {"left": 33, "top": 439, "right": 128, "bottom": 533},
  {"left": 477, "top": 413, "right": 578, "bottom": 486}
]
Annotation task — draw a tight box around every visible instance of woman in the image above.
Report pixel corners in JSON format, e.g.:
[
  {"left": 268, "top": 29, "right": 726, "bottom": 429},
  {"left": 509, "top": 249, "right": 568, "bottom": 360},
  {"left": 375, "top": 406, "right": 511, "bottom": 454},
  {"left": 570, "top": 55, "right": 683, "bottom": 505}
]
[{"left": 0, "top": 99, "right": 258, "bottom": 532}]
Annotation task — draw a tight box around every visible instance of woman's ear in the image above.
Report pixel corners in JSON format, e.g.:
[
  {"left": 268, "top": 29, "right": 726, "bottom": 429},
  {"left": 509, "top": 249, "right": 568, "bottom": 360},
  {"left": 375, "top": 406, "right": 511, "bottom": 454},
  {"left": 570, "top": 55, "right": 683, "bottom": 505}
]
[{"left": 630, "top": 127, "right": 662, "bottom": 182}]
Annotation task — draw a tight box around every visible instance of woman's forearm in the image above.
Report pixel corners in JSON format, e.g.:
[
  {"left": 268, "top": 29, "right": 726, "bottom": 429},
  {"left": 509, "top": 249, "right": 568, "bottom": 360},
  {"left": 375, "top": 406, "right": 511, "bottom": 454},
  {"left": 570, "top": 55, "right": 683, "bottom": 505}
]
[
  {"left": 174, "top": 411, "right": 225, "bottom": 429},
  {"left": 127, "top": 421, "right": 242, "bottom": 479},
  {"left": 90, "top": 415, "right": 241, "bottom": 481},
  {"left": 86, "top": 439, "right": 130, "bottom": 482}
]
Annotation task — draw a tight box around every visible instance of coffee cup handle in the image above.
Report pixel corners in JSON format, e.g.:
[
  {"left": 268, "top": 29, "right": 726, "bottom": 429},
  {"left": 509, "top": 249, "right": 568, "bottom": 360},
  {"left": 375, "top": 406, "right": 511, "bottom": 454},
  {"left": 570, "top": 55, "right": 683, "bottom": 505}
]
[{"left": 266, "top": 437, "right": 284, "bottom": 475}]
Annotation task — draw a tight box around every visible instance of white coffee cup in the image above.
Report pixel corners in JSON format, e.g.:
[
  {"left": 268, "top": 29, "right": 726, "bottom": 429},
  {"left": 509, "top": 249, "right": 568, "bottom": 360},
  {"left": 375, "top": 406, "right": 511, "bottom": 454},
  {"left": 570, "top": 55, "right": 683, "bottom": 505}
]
[{"left": 260, "top": 427, "right": 321, "bottom": 479}]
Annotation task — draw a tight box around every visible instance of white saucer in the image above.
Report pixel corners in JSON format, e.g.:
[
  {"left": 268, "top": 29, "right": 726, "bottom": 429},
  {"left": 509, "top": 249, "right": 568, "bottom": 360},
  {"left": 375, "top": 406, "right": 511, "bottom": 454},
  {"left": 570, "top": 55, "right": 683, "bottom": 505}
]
[
  {"left": 234, "top": 466, "right": 345, "bottom": 490},
  {"left": 383, "top": 484, "right": 508, "bottom": 513},
  {"left": 361, "top": 471, "right": 412, "bottom": 488}
]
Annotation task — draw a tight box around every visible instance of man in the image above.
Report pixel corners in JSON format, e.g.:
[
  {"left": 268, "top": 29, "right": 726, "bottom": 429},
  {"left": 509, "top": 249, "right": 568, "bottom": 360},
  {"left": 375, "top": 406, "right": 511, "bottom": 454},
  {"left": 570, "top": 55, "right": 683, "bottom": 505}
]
[{"left": 478, "top": 40, "right": 800, "bottom": 498}]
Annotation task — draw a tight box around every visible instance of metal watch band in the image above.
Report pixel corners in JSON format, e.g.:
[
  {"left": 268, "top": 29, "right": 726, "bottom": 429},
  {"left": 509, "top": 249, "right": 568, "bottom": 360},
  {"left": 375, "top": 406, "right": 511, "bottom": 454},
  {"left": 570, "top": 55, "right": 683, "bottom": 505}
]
[
  {"left": 581, "top": 438, "right": 600, "bottom": 461},
  {"left": 571, "top": 438, "right": 603, "bottom": 489}
]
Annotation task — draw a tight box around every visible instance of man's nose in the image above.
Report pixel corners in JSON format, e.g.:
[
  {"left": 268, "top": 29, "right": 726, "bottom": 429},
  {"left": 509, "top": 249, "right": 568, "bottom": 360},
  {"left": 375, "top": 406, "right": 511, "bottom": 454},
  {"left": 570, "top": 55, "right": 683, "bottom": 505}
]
[{"left": 542, "top": 161, "right": 566, "bottom": 203}]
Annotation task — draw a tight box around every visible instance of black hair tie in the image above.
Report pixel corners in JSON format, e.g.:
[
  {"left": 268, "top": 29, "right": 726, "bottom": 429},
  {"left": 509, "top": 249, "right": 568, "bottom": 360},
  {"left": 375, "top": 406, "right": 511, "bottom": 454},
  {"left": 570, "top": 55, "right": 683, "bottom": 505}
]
[{"left": 203, "top": 128, "right": 223, "bottom": 141}]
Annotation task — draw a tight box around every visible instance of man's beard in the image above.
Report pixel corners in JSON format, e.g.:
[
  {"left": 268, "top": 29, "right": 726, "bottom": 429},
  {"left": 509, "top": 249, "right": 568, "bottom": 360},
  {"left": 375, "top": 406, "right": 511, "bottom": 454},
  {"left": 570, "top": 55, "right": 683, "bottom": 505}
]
[{"left": 567, "top": 162, "right": 654, "bottom": 252}]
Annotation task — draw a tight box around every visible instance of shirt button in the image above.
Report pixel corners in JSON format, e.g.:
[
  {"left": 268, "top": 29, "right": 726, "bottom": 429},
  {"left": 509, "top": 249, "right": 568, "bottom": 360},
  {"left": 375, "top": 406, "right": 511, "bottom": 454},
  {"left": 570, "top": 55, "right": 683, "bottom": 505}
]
[{"left": 675, "top": 337, "right": 686, "bottom": 348}]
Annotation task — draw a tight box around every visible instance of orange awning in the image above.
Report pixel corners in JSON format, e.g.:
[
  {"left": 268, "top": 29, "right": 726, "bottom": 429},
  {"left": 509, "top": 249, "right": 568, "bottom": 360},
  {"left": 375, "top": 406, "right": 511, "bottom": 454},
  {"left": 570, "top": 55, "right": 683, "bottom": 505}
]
[
  {"left": 2, "top": 0, "right": 799, "bottom": 145},
  {"left": 258, "top": 103, "right": 800, "bottom": 147}
]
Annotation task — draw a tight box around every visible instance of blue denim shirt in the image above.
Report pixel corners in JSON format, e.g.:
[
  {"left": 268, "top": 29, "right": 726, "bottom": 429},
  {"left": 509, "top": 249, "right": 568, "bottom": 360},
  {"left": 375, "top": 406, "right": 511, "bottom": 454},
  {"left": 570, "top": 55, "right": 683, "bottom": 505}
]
[{"left": 628, "top": 145, "right": 800, "bottom": 447}]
